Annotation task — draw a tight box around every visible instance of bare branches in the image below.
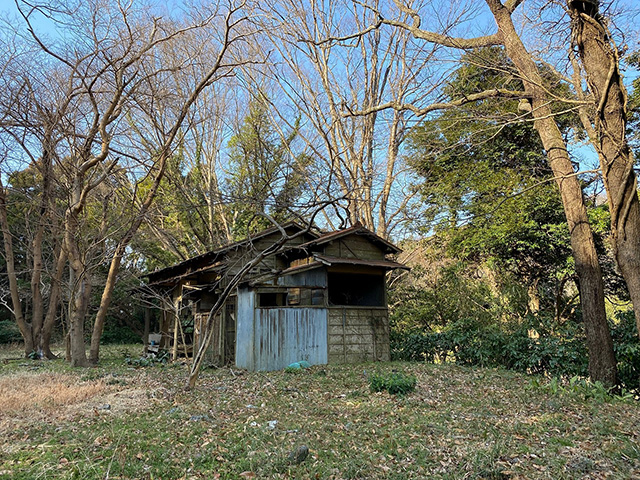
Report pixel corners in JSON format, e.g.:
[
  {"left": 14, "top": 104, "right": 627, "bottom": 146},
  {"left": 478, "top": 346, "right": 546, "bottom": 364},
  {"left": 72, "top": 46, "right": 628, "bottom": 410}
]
[
  {"left": 345, "top": 87, "right": 526, "bottom": 117},
  {"left": 382, "top": 0, "right": 502, "bottom": 49}
]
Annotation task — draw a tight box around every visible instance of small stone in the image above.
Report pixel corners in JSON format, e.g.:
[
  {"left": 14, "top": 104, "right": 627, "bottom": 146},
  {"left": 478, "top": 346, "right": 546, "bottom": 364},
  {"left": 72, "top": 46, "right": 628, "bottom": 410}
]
[
  {"left": 288, "top": 445, "right": 309, "bottom": 464},
  {"left": 189, "top": 415, "right": 210, "bottom": 422}
]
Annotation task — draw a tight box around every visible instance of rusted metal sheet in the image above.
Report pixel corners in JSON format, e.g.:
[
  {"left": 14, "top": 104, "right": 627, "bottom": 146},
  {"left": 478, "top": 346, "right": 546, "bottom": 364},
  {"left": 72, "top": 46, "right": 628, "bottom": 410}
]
[{"left": 251, "top": 307, "right": 328, "bottom": 371}]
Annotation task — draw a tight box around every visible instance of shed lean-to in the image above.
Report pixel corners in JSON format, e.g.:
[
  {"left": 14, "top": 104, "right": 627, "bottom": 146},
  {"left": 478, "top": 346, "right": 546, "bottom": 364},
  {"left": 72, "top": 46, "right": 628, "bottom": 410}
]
[{"left": 144, "top": 221, "right": 408, "bottom": 371}]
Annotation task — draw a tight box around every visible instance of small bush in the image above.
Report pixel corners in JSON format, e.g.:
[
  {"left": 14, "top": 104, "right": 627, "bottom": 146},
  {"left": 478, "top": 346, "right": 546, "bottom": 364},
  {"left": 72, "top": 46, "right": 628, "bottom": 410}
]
[
  {"left": 125, "top": 350, "right": 169, "bottom": 367},
  {"left": 369, "top": 371, "right": 417, "bottom": 395}
]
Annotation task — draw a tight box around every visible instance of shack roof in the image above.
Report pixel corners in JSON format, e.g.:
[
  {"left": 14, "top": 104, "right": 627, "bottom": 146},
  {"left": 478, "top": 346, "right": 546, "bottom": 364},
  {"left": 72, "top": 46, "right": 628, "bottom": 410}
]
[
  {"left": 145, "top": 221, "right": 405, "bottom": 287},
  {"left": 146, "top": 220, "right": 317, "bottom": 285},
  {"left": 292, "top": 222, "right": 401, "bottom": 255}
]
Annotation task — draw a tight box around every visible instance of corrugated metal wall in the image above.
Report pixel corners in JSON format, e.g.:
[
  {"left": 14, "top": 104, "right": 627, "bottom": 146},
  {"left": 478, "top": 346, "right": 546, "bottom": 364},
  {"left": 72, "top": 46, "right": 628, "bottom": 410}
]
[
  {"left": 235, "top": 287, "right": 256, "bottom": 370},
  {"left": 251, "top": 307, "right": 328, "bottom": 371}
]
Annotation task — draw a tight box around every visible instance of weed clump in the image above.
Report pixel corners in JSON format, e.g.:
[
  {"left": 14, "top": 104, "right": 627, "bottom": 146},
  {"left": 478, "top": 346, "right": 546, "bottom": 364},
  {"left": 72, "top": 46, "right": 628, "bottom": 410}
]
[
  {"left": 369, "top": 370, "right": 417, "bottom": 395},
  {"left": 125, "top": 350, "right": 169, "bottom": 367}
]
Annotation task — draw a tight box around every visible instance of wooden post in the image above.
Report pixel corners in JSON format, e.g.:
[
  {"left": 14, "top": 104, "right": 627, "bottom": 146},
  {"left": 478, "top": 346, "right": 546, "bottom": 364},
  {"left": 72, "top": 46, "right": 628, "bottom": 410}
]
[
  {"left": 143, "top": 307, "right": 151, "bottom": 354},
  {"left": 171, "top": 285, "right": 182, "bottom": 361}
]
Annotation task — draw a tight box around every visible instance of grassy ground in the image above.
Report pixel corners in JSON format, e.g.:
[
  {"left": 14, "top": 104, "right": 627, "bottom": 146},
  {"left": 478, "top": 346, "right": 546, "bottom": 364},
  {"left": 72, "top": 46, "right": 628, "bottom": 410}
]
[{"left": 0, "top": 344, "right": 639, "bottom": 479}]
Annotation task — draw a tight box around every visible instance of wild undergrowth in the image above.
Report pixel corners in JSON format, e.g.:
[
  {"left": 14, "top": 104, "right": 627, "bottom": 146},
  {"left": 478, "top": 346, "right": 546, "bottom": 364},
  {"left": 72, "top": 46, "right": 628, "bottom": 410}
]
[{"left": 0, "top": 345, "right": 639, "bottom": 479}]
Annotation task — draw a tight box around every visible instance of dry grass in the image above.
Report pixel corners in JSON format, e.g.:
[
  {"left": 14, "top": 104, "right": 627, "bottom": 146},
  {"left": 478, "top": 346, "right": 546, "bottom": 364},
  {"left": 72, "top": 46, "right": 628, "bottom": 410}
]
[{"left": 0, "top": 372, "right": 110, "bottom": 415}]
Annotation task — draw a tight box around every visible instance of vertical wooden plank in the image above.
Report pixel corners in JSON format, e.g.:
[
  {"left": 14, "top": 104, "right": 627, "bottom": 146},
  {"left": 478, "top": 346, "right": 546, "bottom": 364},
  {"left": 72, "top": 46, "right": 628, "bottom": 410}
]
[
  {"left": 171, "top": 285, "right": 182, "bottom": 361},
  {"left": 143, "top": 307, "right": 150, "bottom": 354}
]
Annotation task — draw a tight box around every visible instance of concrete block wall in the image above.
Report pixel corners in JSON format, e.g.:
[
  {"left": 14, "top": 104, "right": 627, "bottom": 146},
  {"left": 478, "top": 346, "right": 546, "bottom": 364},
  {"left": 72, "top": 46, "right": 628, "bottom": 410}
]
[{"left": 327, "top": 307, "right": 390, "bottom": 364}]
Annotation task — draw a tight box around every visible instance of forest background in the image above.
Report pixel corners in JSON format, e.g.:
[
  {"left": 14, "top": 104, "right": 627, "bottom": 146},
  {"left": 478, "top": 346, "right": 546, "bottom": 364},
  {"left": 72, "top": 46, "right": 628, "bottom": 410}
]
[{"left": 0, "top": 0, "right": 639, "bottom": 390}]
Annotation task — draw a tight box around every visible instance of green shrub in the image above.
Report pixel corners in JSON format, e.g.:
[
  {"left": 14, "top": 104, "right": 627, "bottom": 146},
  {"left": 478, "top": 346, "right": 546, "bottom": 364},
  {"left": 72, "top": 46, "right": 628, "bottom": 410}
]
[
  {"left": 369, "top": 371, "right": 417, "bottom": 395},
  {"left": 610, "top": 310, "right": 640, "bottom": 390},
  {"left": 0, "top": 320, "right": 22, "bottom": 344},
  {"left": 101, "top": 320, "right": 142, "bottom": 344},
  {"left": 391, "top": 316, "right": 589, "bottom": 381}
]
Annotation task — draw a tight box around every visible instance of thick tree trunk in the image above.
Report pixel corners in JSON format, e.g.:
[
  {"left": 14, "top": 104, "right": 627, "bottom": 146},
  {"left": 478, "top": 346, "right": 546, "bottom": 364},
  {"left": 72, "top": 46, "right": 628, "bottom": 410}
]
[
  {"left": 65, "top": 198, "right": 90, "bottom": 367},
  {"left": 569, "top": 1, "right": 640, "bottom": 337},
  {"left": 487, "top": 0, "right": 618, "bottom": 386},
  {"left": 31, "top": 224, "right": 45, "bottom": 354},
  {"left": 68, "top": 272, "right": 91, "bottom": 367}
]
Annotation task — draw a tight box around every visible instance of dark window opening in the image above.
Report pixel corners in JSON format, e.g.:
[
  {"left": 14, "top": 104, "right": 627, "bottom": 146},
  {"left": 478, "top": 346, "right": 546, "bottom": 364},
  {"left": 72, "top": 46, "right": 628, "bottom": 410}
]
[
  {"left": 328, "top": 272, "right": 385, "bottom": 306},
  {"left": 258, "top": 292, "right": 287, "bottom": 307}
]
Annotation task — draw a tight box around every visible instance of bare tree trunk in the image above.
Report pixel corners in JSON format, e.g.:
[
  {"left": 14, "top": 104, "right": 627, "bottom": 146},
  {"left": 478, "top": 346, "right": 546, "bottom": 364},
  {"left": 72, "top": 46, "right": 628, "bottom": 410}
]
[
  {"left": 487, "top": 0, "right": 618, "bottom": 386},
  {"left": 68, "top": 273, "right": 91, "bottom": 367},
  {"left": 0, "top": 182, "right": 34, "bottom": 355},
  {"left": 89, "top": 242, "right": 128, "bottom": 363},
  {"left": 30, "top": 140, "right": 55, "bottom": 357},
  {"left": 569, "top": 1, "right": 640, "bottom": 337},
  {"left": 40, "top": 246, "right": 66, "bottom": 359},
  {"left": 65, "top": 191, "right": 90, "bottom": 367}
]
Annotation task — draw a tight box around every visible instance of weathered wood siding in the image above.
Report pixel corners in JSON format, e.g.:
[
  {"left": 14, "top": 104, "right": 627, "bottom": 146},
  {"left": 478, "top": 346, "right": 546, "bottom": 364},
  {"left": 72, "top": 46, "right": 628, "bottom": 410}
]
[
  {"left": 239, "top": 307, "right": 328, "bottom": 371},
  {"left": 278, "top": 268, "right": 327, "bottom": 288},
  {"left": 323, "top": 236, "right": 386, "bottom": 261},
  {"left": 327, "top": 307, "right": 390, "bottom": 364}
]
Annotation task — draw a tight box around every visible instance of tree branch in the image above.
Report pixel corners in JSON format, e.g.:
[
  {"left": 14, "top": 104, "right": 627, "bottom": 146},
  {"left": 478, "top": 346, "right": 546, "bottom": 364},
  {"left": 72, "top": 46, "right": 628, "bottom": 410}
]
[{"left": 344, "top": 88, "right": 526, "bottom": 117}]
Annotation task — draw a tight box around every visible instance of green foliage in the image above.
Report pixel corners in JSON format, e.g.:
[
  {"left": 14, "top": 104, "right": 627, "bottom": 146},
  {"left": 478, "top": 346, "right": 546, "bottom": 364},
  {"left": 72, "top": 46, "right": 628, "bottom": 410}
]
[
  {"left": 390, "top": 251, "right": 640, "bottom": 390},
  {"left": 610, "top": 310, "right": 640, "bottom": 390},
  {"left": 369, "top": 370, "right": 417, "bottom": 395},
  {"left": 389, "top": 255, "right": 594, "bottom": 385},
  {"left": 407, "top": 47, "right": 575, "bottom": 287},
  {"left": 529, "top": 376, "right": 636, "bottom": 403},
  {"left": 0, "top": 320, "right": 22, "bottom": 344},
  {"left": 100, "top": 321, "right": 141, "bottom": 344},
  {"left": 391, "top": 316, "right": 589, "bottom": 379},
  {"left": 226, "top": 101, "right": 311, "bottom": 238}
]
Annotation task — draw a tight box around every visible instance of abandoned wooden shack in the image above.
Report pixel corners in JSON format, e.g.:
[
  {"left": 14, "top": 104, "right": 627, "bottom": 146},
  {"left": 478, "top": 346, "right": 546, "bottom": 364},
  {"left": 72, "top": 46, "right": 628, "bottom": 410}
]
[{"left": 145, "top": 221, "right": 407, "bottom": 371}]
